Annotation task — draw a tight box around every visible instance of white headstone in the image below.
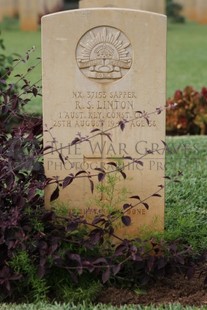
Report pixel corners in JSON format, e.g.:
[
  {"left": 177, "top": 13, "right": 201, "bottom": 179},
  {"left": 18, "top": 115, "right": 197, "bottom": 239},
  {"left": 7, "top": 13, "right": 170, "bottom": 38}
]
[{"left": 42, "top": 8, "right": 166, "bottom": 237}]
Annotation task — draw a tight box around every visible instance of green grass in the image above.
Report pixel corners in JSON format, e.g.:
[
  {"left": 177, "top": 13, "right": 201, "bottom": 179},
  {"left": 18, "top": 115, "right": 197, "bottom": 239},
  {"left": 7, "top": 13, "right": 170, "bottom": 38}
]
[
  {"left": 0, "top": 18, "right": 41, "bottom": 114},
  {"left": 167, "top": 22, "right": 207, "bottom": 97},
  {"left": 1, "top": 19, "right": 207, "bottom": 113},
  {"left": 165, "top": 136, "right": 207, "bottom": 253},
  {"left": 0, "top": 303, "right": 206, "bottom": 310}
]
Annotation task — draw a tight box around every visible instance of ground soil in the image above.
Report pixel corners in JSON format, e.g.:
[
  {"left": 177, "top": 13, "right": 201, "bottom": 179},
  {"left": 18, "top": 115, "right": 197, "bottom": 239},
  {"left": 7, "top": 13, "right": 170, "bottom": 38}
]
[{"left": 97, "top": 262, "right": 207, "bottom": 307}]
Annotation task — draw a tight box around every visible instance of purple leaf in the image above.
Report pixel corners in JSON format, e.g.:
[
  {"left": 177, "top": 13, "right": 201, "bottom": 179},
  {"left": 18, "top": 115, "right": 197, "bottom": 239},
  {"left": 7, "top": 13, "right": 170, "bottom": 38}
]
[
  {"left": 112, "top": 264, "right": 121, "bottom": 275},
  {"left": 134, "top": 160, "right": 143, "bottom": 166},
  {"left": 90, "top": 128, "right": 101, "bottom": 133},
  {"left": 121, "top": 215, "right": 131, "bottom": 226},
  {"left": 152, "top": 193, "right": 162, "bottom": 197},
  {"left": 27, "top": 66, "right": 35, "bottom": 72},
  {"left": 107, "top": 162, "right": 117, "bottom": 167},
  {"left": 75, "top": 170, "right": 87, "bottom": 177},
  {"left": 102, "top": 267, "right": 110, "bottom": 284},
  {"left": 101, "top": 132, "right": 112, "bottom": 142},
  {"left": 161, "top": 140, "right": 167, "bottom": 147},
  {"left": 156, "top": 107, "right": 163, "bottom": 114},
  {"left": 43, "top": 145, "right": 53, "bottom": 152},
  {"left": 89, "top": 179, "right": 94, "bottom": 193},
  {"left": 114, "top": 243, "right": 128, "bottom": 256},
  {"left": 58, "top": 152, "right": 65, "bottom": 166},
  {"left": 82, "top": 261, "right": 95, "bottom": 273},
  {"left": 92, "top": 217, "right": 106, "bottom": 225},
  {"left": 71, "top": 137, "right": 80, "bottom": 145},
  {"left": 120, "top": 170, "right": 126, "bottom": 179},
  {"left": 67, "top": 222, "right": 78, "bottom": 231},
  {"left": 142, "top": 202, "right": 149, "bottom": 210},
  {"left": 124, "top": 156, "right": 133, "bottom": 160},
  {"left": 98, "top": 173, "right": 105, "bottom": 182},
  {"left": 69, "top": 254, "right": 81, "bottom": 265},
  {"left": 93, "top": 258, "right": 107, "bottom": 265},
  {"left": 50, "top": 186, "right": 59, "bottom": 202},
  {"left": 130, "top": 195, "right": 140, "bottom": 200},
  {"left": 21, "top": 84, "right": 28, "bottom": 90},
  {"left": 62, "top": 176, "right": 74, "bottom": 189},
  {"left": 118, "top": 120, "right": 125, "bottom": 131},
  {"left": 123, "top": 203, "right": 131, "bottom": 210},
  {"left": 144, "top": 117, "right": 150, "bottom": 126},
  {"left": 89, "top": 229, "right": 103, "bottom": 245}
]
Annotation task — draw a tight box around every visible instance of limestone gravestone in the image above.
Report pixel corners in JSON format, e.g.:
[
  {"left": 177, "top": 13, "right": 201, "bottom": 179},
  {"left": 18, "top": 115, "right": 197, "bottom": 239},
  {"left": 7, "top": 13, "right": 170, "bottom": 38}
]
[
  {"left": 42, "top": 9, "right": 166, "bottom": 237},
  {"left": 176, "top": 0, "right": 207, "bottom": 24},
  {"left": 0, "top": 0, "right": 16, "bottom": 21},
  {"left": 46, "top": 0, "right": 64, "bottom": 13},
  {"left": 39, "top": 0, "right": 47, "bottom": 16},
  {"left": 79, "top": 0, "right": 165, "bottom": 14},
  {"left": 19, "top": 0, "right": 38, "bottom": 31},
  {"left": 0, "top": 0, "right": 6, "bottom": 22},
  {"left": 196, "top": 0, "right": 207, "bottom": 24},
  {"left": 176, "top": 0, "right": 196, "bottom": 21}
]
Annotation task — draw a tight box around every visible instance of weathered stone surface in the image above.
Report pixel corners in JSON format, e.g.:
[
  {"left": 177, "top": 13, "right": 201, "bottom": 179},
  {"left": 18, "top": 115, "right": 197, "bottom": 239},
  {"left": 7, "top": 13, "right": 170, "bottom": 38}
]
[{"left": 42, "top": 9, "right": 166, "bottom": 237}]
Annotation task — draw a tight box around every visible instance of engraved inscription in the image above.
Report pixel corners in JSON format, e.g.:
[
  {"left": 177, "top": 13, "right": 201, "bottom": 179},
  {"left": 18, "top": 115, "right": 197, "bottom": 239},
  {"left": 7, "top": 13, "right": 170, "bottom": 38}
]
[
  {"left": 52, "top": 90, "right": 157, "bottom": 129},
  {"left": 76, "top": 26, "right": 132, "bottom": 83}
]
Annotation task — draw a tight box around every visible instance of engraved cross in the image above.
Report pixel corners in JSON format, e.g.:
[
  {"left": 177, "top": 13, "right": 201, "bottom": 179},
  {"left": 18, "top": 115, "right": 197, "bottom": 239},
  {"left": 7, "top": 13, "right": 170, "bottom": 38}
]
[{"left": 83, "top": 134, "right": 123, "bottom": 199}]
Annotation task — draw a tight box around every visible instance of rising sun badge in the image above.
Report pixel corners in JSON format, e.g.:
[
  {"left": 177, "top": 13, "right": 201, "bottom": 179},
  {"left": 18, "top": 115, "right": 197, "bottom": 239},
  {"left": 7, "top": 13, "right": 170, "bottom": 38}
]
[{"left": 76, "top": 26, "right": 132, "bottom": 83}]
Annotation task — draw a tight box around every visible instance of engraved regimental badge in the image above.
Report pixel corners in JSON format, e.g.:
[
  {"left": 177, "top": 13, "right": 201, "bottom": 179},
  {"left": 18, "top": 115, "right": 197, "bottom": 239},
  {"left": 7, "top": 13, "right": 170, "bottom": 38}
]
[{"left": 76, "top": 26, "right": 132, "bottom": 83}]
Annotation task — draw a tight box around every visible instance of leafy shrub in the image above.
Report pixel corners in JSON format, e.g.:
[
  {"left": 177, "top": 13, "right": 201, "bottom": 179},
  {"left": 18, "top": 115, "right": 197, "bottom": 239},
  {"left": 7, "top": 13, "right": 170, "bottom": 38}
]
[
  {"left": 166, "top": 0, "right": 185, "bottom": 23},
  {"left": 0, "top": 34, "right": 15, "bottom": 91},
  {"left": 166, "top": 86, "right": 207, "bottom": 135},
  {"left": 0, "top": 39, "right": 200, "bottom": 303}
]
